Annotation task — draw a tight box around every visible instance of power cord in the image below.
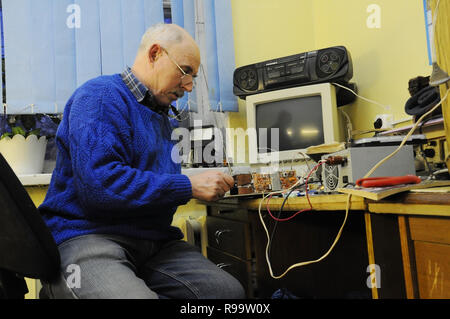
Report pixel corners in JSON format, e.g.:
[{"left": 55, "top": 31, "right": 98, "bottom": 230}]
[
  {"left": 268, "top": 182, "right": 305, "bottom": 260},
  {"left": 258, "top": 186, "right": 350, "bottom": 279},
  {"left": 260, "top": 1, "right": 449, "bottom": 275},
  {"left": 332, "top": 82, "right": 391, "bottom": 111},
  {"left": 258, "top": 159, "right": 352, "bottom": 279},
  {"left": 364, "top": 88, "right": 449, "bottom": 178},
  {"left": 266, "top": 161, "right": 324, "bottom": 222},
  {"left": 258, "top": 83, "right": 449, "bottom": 279}
]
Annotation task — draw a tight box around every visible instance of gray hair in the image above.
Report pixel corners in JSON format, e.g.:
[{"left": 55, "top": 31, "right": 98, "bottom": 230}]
[{"left": 138, "top": 23, "right": 186, "bottom": 53}]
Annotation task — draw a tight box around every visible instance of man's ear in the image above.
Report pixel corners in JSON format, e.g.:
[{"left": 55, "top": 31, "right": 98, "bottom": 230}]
[{"left": 148, "top": 44, "right": 162, "bottom": 64}]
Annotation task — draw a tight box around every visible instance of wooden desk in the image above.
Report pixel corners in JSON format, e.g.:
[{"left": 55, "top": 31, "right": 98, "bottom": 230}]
[
  {"left": 368, "top": 192, "right": 450, "bottom": 299},
  {"left": 243, "top": 193, "right": 366, "bottom": 211},
  {"left": 202, "top": 190, "right": 450, "bottom": 299}
]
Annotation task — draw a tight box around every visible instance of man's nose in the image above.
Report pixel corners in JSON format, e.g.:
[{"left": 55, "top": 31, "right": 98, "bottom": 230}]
[{"left": 181, "top": 83, "right": 193, "bottom": 92}]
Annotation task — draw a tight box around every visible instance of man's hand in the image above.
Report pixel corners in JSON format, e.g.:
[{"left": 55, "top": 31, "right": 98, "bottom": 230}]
[{"left": 188, "top": 171, "right": 235, "bottom": 202}]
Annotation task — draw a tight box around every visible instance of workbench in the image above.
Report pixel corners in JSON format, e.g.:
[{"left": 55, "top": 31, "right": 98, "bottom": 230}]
[{"left": 202, "top": 188, "right": 450, "bottom": 299}]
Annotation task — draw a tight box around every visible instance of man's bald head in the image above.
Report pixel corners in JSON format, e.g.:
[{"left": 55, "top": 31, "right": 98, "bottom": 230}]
[
  {"left": 132, "top": 23, "right": 200, "bottom": 107},
  {"left": 138, "top": 23, "right": 195, "bottom": 54}
]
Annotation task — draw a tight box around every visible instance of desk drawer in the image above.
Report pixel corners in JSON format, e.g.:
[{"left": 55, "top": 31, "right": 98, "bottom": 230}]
[
  {"left": 409, "top": 216, "right": 450, "bottom": 245},
  {"left": 206, "top": 216, "right": 251, "bottom": 260},
  {"left": 209, "top": 207, "right": 249, "bottom": 222},
  {"left": 414, "top": 241, "right": 450, "bottom": 299},
  {"left": 206, "top": 246, "right": 252, "bottom": 297}
]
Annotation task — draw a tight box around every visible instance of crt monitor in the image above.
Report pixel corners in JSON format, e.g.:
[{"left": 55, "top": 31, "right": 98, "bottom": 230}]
[{"left": 246, "top": 83, "right": 343, "bottom": 164}]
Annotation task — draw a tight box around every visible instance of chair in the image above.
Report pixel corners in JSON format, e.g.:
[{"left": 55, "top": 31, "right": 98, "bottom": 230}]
[{"left": 0, "top": 153, "right": 60, "bottom": 299}]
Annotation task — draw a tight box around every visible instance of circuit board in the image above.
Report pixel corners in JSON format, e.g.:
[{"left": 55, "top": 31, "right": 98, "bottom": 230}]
[
  {"left": 252, "top": 173, "right": 273, "bottom": 193},
  {"left": 279, "top": 170, "right": 298, "bottom": 189}
]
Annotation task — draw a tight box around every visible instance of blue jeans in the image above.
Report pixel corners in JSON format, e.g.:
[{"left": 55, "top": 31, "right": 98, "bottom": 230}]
[{"left": 41, "top": 234, "right": 245, "bottom": 299}]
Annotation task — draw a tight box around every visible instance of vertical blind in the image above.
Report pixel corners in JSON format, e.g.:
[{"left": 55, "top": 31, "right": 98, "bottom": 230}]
[
  {"left": 2, "top": 0, "right": 164, "bottom": 114},
  {"left": 213, "top": 0, "right": 237, "bottom": 112},
  {"left": 170, "top": 0, "right": 197, "bottom": 112},
  {"left": 171, "top": 0, "right": 237, "bottom": 112},
  {"left": 2, "top": 0, "right": 237, "bottom": 114}
]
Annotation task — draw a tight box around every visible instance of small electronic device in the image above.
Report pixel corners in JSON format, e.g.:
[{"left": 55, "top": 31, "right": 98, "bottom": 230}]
[
  {"left": 353, "top": 134, "right": 427, "bottom": 147},
  {"left": 321, "top": 145, "right": 416, "bottom": 192},
  {"left": 245, "top": 83, "right": 344, "bottom": 164},
  {"left": 233, "top": 46, "right": 353, "bottom": 101}
]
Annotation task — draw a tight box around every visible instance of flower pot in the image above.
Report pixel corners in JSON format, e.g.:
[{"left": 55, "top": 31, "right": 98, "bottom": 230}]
[{"left": 0, "top": 135, "right": 48, "bottom": 175}]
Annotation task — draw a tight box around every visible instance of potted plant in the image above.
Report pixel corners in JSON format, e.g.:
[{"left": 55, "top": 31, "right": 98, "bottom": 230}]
[{"left": 0, "top": 114, "right": 59, "bottom": 175}]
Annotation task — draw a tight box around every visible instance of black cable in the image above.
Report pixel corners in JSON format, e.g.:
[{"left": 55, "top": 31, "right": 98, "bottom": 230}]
[
  {"left": 418, "top": 115, "right": 433, "bottom": 176},
  {"left": 268, "top": 182, "right": 305, "bottom": 259}
]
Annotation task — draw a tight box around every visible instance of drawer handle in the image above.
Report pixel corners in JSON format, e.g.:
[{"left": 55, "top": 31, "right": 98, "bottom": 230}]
[
  {"left": 218, "top": 210, "right": 234, "bottom": 215},
  {"left": 214, "top": 229, "right": 232, "bottom": 244},
  {"left": 216, "top": 263, "right": 232, "bottom": 269}
]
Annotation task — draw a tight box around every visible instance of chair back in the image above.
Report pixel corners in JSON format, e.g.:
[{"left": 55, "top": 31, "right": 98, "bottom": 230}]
[{"left": 0, "top": 153, "right": 60, "bottom": 298}]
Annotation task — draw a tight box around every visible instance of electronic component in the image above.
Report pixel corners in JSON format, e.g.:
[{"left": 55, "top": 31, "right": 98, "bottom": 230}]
[
  {"left": 251, "top": 172, "right": 282, "bottom": 193},
  {"left": 321, "top": 145, "right": 415, "bottom": 192},
  {"left": 252, "top": 173, "right": 273, "bottom": 193},
  {"left": 236, "top": 185, "right": 255, "bottom": 195},
  {"left": 353, "top": 134, "right": 427, "bottom": 147},
  {"left": 324, "top": 156, "right": 347, "bottom": 166},
  {"left": 230, "top": 173, "right": 255, "bottom": 195},
  {"left": 230, "top": 170, "right": 302, "bottom": 195},
  {"left": 235, "top": 174, "right": 252, "bottom": 186},
  {"left": 279, "top": 170, "right": 298, "bottom": 189}
]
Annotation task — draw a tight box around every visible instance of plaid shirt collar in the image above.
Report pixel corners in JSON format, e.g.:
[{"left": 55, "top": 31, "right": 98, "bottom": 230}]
[
  {"left": 121, "top": 66, "right": 150, "bottom": 103},
  {"left": 120, "top": 67, "right": 177, "bottom": 118}
]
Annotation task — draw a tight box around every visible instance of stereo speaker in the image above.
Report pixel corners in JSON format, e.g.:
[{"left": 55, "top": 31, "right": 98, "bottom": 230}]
[{"left": 233, "top": 46, "right": 353, "bottom": 103}]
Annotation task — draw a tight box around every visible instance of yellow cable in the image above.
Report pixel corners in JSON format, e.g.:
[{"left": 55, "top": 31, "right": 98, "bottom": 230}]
[
  {"left": 258, "top": 190, "right": 350, "bottom": 279},
  {"left": 364, "top": 88, "right": 449, "bottom": 178},
  {"left": 258, "top": 88, "right": 449, "bottom": 280},
  {"left": 258, "top": 160, "right": 349, "bottom": 279}
]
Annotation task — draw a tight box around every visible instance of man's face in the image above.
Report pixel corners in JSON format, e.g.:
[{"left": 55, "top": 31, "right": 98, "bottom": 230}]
[{"left": 150, "top": 41, "right": 200, "bottom": 107}]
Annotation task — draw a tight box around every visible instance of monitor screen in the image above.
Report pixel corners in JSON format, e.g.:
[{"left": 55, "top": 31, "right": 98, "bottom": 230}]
[
  {"left": 255, "top": 95, "right": 324, "bottom": 154},
  {"left": 244, "top": 83, "right": 342, "bottom": 164}
]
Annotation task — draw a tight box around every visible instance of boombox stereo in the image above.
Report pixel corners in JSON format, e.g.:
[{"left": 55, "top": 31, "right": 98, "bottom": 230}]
[{"left": 233, "top": 46, "right": 355, "bottom": 106}]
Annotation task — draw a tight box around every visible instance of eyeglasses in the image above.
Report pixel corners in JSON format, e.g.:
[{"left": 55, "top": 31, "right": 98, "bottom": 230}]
[{"left": 161, "top": 47, "right": 195, "bottom": 90}]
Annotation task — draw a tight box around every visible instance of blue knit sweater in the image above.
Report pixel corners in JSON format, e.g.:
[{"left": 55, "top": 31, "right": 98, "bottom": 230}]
[{"left": 39, "top": 74, "right": 193, "bottom": 245}]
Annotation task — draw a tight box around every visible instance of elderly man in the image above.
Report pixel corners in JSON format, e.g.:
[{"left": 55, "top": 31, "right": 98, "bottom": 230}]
[{"left": 39, "top": 23, "right": 244, "bottom": 299}]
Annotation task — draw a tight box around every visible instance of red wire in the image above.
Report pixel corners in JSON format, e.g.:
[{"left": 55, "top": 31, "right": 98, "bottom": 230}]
[{"left": 266, "top": 161, "right": 324, "bottom": 222}]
